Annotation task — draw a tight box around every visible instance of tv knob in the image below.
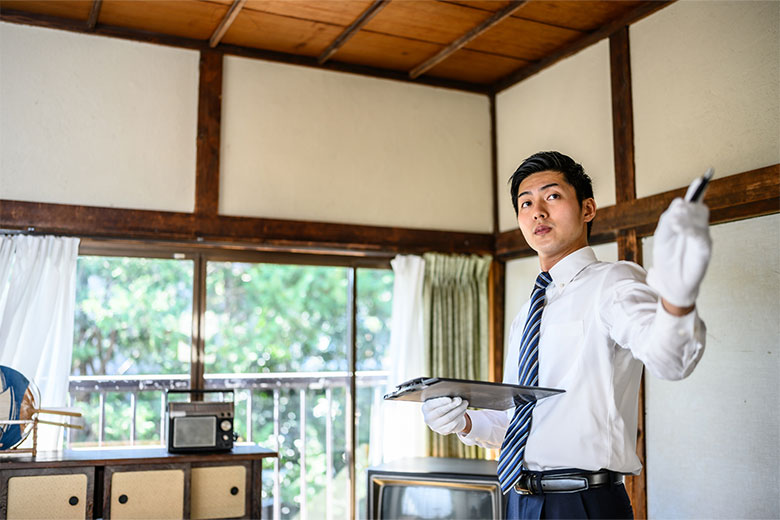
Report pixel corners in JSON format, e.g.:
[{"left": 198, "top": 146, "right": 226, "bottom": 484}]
[
  {"left": 220, "top": 420, "right": 232, "bottom": 432},
  {"left": 223, "top": 434, "right": 230, "bottom": 441}
]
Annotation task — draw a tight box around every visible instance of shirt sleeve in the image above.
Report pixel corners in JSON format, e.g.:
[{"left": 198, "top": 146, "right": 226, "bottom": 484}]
[
  {"left": 457, "top": 409, "right": 510, "bottom": 449},
  {"left": 598, "top": 262, "right": 706, "bottom": 380}
]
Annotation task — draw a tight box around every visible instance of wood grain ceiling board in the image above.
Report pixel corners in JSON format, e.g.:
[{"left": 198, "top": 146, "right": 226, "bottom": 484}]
[
  {"left": 220, "top": 7, "right": 343, "bottom": 57},
  {"left": 0, "top": 0, "right": 93, "bottom": 22},
  {"left": 97, "top": 1, "right": 231, "bottom": 40},
  {"left": 361, "top": 0, "right": 495, "bottom": 45},
  {"left": 240, "top": 0, "right": 374, "bottom": 27},
  {"left": 464, "top": 15, "right": 584, "bottom": 61},
  {"left": 442, "top": 0, "right": 511, "bottom": 13},
  {"left": 330, "top": 29, "right": 443, "bottom": 72},
  {"left": 513, "top": 0, "right": 646, "bottom": 32},
  {"left": 425, "top": 47, "right": 529, "bottom": 85}
]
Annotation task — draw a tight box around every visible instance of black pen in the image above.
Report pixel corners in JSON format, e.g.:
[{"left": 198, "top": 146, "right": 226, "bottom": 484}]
[{"left": 685, "top": 167, "right": 715, "bottom": 203}]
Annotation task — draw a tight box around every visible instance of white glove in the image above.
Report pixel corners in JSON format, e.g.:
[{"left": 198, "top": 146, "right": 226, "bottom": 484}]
[
  {"left": 646, "top": 197, "right": 712, "bottom": 307},
  {"left": 422, "top": 397, "right": 468, "bottom": 435}
]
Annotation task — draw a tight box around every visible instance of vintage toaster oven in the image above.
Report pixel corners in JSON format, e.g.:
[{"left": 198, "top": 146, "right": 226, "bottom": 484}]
[{"left": 165, "top": 389, "right": 234, "bottom": 453}]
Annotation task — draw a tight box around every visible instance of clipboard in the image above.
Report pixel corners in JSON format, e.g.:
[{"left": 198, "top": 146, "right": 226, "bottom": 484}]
[{"left": 383, "top": 377, "right": 564, "bottom": 411}]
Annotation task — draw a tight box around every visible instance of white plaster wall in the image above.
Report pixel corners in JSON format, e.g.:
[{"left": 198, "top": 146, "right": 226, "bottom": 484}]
[
  {"left": 644, "top": 214, "right": 780, "bottom": 518},
  {"left": 495, "top": 40, "right": 615, "bottom": 233},
  {"left": 504, "top": 243, "right": 617, "bottom": 360},
  {"left": 631, "top": 0, "right": 780, "bottom": 197},
  {"left": 220, "top": 57, "right": 492, "bottom": 232},
  {"left": 0, "top": 23, "right": 199, "bottom": 212}
]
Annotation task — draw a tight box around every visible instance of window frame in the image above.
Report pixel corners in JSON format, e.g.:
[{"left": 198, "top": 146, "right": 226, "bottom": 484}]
[{"left": 76, "top": 237, "right": 392, "bottom": 517}]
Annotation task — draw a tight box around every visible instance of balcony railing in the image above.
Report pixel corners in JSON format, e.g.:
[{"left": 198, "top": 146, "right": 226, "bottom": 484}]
[{"left": 67, "top": 370, "right": 390, "bottom": 520}]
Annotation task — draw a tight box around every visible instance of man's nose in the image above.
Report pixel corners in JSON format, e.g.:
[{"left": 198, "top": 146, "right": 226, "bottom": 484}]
[{"left": 533, "top": 205, "right": 547, "bottom": 220}]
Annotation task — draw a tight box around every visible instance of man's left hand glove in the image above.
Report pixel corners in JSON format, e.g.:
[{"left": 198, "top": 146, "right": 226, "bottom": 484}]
[{"left": 646, "top": 198, "right": 712, "bottom": 308}]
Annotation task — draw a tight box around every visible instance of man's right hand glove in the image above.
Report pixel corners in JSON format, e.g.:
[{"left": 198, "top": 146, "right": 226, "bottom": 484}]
[
  {"left": 646, "top": 197, "right": 712, "bottom": 308},
  {"left": 422, "top": 396, "right": 468, "bottom": 435}
]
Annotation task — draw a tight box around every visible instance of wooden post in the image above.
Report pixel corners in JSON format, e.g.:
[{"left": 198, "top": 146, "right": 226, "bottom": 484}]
[{"left": 610, "top": 25, "right": 647, "bottom": 519}]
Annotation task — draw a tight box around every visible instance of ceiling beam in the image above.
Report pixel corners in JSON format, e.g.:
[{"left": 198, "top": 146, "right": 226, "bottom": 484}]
[
  {"left": 209, "top": 0, "right": 246, "bottom": 48},
  {"left": 318, "top": 0, "right": 390, "bottom": 65},
  {"left": 492, "top": 0, "right": 674, "bottom": 93},
  {"left": 409, "top": 0, "right": 528, "bottom": 79},
  {"left": 86, "top": 0, "right": 102, "bottom": 31}
]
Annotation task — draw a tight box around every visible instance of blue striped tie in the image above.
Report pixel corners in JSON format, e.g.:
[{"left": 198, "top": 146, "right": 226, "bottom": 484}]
[{"left": 497, "top": 271, "right": 553, "bottom": 494}]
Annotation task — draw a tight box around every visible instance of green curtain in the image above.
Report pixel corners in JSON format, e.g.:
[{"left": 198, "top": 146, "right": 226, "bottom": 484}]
[{"left": 422, "top": 252, "right": 492, "bottom": 459}]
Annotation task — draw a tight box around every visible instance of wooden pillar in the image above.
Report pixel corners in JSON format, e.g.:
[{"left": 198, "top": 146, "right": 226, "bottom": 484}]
[
  {"left": 610, "top": 26, "right": 647, "bottom": 519},
  {"left": 195, "top": 50, "right": 223, "bottom": 217},
  {"left": 488, "top": 93, "right": 506, "bottom": 384}
]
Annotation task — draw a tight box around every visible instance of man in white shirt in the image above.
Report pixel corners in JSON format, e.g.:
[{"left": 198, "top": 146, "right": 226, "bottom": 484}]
[{"left": 421, "top": 151, "right": 711, "bottom": 519}]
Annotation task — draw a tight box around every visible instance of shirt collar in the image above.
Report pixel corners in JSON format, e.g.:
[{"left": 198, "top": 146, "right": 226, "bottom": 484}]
[{"left": 547, "top": 246, "right": 598, "bottom": 290}]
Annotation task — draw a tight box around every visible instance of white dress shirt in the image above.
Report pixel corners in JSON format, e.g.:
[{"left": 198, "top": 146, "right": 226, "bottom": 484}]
[{"left": 459, "top": 246, "right": 706, "bottom": 474}]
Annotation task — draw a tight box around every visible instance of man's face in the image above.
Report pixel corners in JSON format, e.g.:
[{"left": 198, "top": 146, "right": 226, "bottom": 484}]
[{"left": 515, "top": 170, "right": 596, "bottom": 270}]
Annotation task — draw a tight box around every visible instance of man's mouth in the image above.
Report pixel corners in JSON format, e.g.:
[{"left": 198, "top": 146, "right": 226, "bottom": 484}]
[{"left": 534, "top": 225, "right": 552, "bottom": 235}]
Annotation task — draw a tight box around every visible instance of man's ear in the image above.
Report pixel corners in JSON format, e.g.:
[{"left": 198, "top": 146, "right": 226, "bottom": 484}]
[{"left": 582, "top": 198, "right": 596, "bottom": 223}]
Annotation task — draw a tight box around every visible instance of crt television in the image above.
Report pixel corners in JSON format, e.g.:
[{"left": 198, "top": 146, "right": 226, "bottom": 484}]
[{"left": 367, "top": 457, "right": 506, "bottom": 520}]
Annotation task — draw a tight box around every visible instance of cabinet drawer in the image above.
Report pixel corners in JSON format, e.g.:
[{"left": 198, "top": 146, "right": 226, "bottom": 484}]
[
  {"left": 108, "top": 468, "right": 185, "bottom": 520},
  {"left": 6, "top": 473, "right": 89, "bottom": 520},
  {"left": 191, "top": 465, "right": 247, "bottom": 519}
]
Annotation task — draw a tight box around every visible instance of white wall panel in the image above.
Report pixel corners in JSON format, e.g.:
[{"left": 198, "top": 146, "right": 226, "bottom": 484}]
[
  {"left": 631, "top": 1, "right": 780, "bottom": 197},
  {"left": 644, "top": 214, "right": 780, "bottom": 518},
  {"left": 0, "top": 23, "right": 199, "bottom": 212},
  {"left": 496, "top": 40, "right": 615, "bottom": 233},
  {"left": 220, "top": 57, "right": 492, "bottom": 232}
]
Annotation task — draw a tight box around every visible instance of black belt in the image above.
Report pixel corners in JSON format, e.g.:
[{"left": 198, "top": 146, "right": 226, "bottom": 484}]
[{"left": 513, "top": 469, "right": 623, "bottom": 495}]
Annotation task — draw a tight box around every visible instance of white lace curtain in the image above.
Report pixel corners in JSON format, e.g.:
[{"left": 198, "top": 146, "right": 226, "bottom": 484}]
[
  {"left": 0, "top": 235, "right": 80, "bottom": 451},
  {"left": 369, "top": 254, "right": 427, "bottom": 465}
]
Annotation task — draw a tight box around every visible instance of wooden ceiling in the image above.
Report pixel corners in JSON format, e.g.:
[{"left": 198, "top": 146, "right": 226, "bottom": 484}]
[{"left": 1, "top": 0, "right": 671, "bottom": 92}]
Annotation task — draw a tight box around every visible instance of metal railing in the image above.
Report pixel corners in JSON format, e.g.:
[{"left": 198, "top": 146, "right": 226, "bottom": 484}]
[{"left": 67, "top": 370, "right": 390, "bottom": 520}]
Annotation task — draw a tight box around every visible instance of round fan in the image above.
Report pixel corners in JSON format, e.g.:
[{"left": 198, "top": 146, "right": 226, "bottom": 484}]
[{"left": 0, "top": 365, "right": 40, "bottom": 451}]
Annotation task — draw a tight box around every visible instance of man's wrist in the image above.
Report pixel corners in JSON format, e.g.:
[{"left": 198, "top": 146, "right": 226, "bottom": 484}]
[
  {"left": 662, "top": 298, "right": 695, "bottom": 316},
  {"left": 461, "top": 412, "right": 472, "bottom": 435}
]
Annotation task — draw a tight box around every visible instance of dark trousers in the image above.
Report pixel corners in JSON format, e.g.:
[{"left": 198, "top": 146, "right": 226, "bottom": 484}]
[{"left": 506, "top": 483, "right": 634, "bottom": 519}]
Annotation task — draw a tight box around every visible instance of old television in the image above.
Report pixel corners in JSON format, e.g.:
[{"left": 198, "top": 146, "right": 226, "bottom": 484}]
[{"left": 367, "top": 457, "right": 506, "bottom": 520}]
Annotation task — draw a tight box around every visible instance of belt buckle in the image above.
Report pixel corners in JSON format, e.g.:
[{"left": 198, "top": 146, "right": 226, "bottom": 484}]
[{"left": 513, "top": 474, "right": 534, "bottom": 495}]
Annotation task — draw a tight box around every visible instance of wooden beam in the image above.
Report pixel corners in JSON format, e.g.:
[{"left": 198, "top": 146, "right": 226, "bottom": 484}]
[
  {"left": 491, "top": 1, "right": 675, "bottom": 93},
  {"left": 195, "top": 51, "right": 223, "bottom": 217},
  {"left": 488, "top": 259, "right": 505, "bottom": 383},
  {"left": 0, "top": 200, "right": 494, "bottom": 255},
  {"left": 495, "top": 164, "right": 780, "bottom": 259},
  {"left": 490, "top": 93, "right": 499, "bottom": 236},
  {"left": 0, "top": 9, "right": 488, "bottom": 94},
  {"left": 611, "top": 25, "right": 646, "bottom": 515},
  {"left": 610, "top": 27, "right": 636, "bottom": 206},
  {"left": 209, "top": 0, "right": 246, "bottom": 48},
  {"left": 318, "top": 0, "right": 389, "bottom": 65},
  {"left": 86, "top": 0, "right": 102, "bottom": 31},
  {"left": 409, "top": 0, "right": 527, "bottom": 79}
]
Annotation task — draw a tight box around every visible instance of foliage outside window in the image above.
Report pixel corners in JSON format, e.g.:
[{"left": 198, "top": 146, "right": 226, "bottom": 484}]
[{"left": 71, "top": 253, "right": 393, "bottom": 520}]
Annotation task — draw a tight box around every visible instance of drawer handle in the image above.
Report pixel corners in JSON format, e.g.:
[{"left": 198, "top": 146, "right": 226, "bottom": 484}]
[
  {"left": 69, "top": 496, "right": 79, "bottom": 506},
  {"left": 118, "top": 494, "right": 129, "bottom": 504},
  {"left": 230, "top": 487, "right": 239, "bottom": 496}
]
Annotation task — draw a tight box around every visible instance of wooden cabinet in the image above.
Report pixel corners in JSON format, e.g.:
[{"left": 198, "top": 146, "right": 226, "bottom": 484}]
[
  {"left": 2, "top": 467, "right": 94, "bottom": 520},
  {"left": 0, "top": 446, "right": 276, "bottom": 519}
]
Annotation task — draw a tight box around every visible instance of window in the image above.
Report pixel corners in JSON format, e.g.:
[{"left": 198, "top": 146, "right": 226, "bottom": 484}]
[{"left": 70, "top": 245, "right": 393, "bottom": 520}]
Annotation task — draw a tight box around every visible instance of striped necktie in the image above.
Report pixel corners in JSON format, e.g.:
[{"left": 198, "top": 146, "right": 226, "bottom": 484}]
[{"left": 497, "top": 271, "right": 553, "bottom": 494}]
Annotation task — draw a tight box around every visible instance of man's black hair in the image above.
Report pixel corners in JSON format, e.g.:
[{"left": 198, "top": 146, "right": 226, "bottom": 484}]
[{"left": 509, "top": 151, "right": 595, "bottom": 236}]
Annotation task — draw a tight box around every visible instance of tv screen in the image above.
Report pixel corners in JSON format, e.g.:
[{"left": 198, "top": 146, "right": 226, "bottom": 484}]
[{"left": 368, "top": 457, "right": 504, "bottom": 520}]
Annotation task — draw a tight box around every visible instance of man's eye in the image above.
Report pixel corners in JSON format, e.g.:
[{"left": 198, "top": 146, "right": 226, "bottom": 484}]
[
  {"left": 547, "top": 193, "right": 560, "bottom": 200},
  {"left": 520, "top": 201, "right": 531, "bottom": 208}
]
